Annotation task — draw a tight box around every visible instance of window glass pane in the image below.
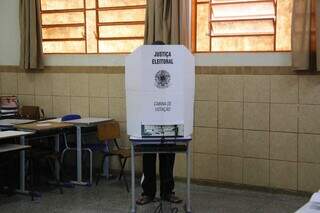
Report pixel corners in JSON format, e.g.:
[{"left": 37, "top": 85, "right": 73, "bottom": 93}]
[
  {"left": 99, "top": 39, "right": 143, "bottom": 53},
  {"left": 42, "top": 27, "right": 84, "bottom": 39},
  {"left": 211, "top": 2, "right": 275, "bottom": 20},
  {"left": 41, "top": 0, "right": 84, "bottom": 10},
  {"left": 85, "top": 0, "right": 96, "bottom": 9},
  {"left": 99, "top": 25, "right": 144, "bottom": 38},
  {"left": 42, "top": 12, "right": 84, "bottom": 25},
  {"left": 211, "top": 36, "right": 274, "bottom": 51},
  {"left": 211, "top": 20, "right": 274, "bottom": 36},
  {"left": 196, "top": 3, "right": 210, "bottom": 52},
  {"left": 276, "top": 0, "right": 293, "bottom": 51},
  {"left": 99, "top": 9, "right": 145, "bottom": 23},
  {"left": 86, "top": 10, "right": 97, "bottom": 53},
  {"left": 43, "top": 41, "right": 86, "bottom": 53},
  {"left": 98, "top": 0, "right": 146, "bottom": 7}
]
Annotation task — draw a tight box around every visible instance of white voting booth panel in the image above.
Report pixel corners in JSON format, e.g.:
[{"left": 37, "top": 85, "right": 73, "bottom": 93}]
[{"left": 125, "top": 45, "right": 195, "bottom": 138}]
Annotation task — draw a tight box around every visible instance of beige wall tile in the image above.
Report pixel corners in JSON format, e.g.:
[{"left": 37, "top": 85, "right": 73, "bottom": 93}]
[
  {"left": 218, "top": 75, "right": 243, "bottom": 101},
  {"left": 0, "top": 72, "right": 2, "bottom": 95},
  {"left": 218, "top": 155, "right": 243, "bottom": 184},
  {"left": 298, "top": 163, "right": 320, "bottom": 192},
  {"left": 174, "top": 153, "right": 191, "bottom": 178},
  {"left": 244, "top": 158, "right": 269, "bottom": 187},
  {"left": 195, "top": 101, "right": 217, "bottom": 127},
  {"left": 270, "top": 132, "right": 297, "bottom": 161},
  {"left": 270, "top": 75, "right": 298, "bottom": 104},
  {"left": 195, "top": 74, "right": 218, "bottom": 101},
  {"left": 299, "top": 105, "right": 320, "bottom": 134},
  {"left": 194, "top": 127, "right": 217, "bottom": 154},
  {"left": 194, "top": 153, "right": 218, "bottom": 180},
  {"left": 89, "top": 97, "right": 108, "bottom": 117},
  {"left": 244, "top": 103, "right": 269, "bottom": 131},
  {"left": 218, "top": 102, "right": 243, "bottom": 129},
  {"left": 270, "top": 160, "right": 297, "bottom": 190},
  {"left": 108, "top": 74, "right": 125, "bottom": 98},
  {"left": 244, "top": 130, "right": 269, "bottom": 159},
  {"left": 109, "top": 98, "right": 126, "bottom": 122},
  {"left": 1, "top": 72, "right": 17, "bottom": 95},
  {"left": 17, "top": 73, "right": 35, "bottom": 95},
  {"left": 244, "top": 75, "right": 270, "bottom": 103},
  {"left": 270, "top": 104, "right": 298, "bottom": 132},
  {"left": 53, "top": 96, "right": 70, "bottom": 117},
  {"left": 299, "top": 76, "right": 320, "bottom": 104},
  {"left": 69, "top": 73, "right": 89, "bottom": 97},
  {"left": 218, "top": 129, "right": 243, "bottom": 156},
  {"left": 70, "top": 97, "right": 89, "bottom": 117},
  {"left": 52, "top": 73, "right": 70, "bottom": 96},
  {"left": 119, "top": 122, "right": 130, "bottom": 148},
  {"left": 89, "top": 73, "right": 108, "bottom": 97},
  {"left": 18, "top": 95, "right": 35, "bottom": 106},
  {"left": 298, "top": 134, "right": 320, "bottom": 163},
  {"left": 35, "top": 95, "right": 53, "bottom": 117},
  {"left": 35, "top": 73, "right": 52, "bottom": 95}
]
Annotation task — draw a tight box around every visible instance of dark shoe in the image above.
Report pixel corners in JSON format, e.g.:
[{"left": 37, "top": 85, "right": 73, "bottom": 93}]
[
  {"left": 136, "top": 195, "right": 154, "bottom": 205},
  {"left": 163, "top": 194, "right": 183, "bottom": 204}
]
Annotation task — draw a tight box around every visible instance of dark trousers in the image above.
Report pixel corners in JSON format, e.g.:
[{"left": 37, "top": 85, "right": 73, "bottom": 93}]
[{"left": 142, "top": 153, "right": 175, "bottom": 198}]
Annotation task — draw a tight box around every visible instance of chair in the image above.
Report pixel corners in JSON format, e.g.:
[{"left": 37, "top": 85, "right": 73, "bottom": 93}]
[
  {"left": 29, "top": 147, "right": 64, "bottom": 195},
  {"left": 23, "top": 108, "right": 63, "bottom": 194},
  {"left": 20, "top": 106, "right": 44, "bottom": 120},
  {"left": 95, "top": 120, "right": 134, "bottom": 192},
  {"left": 60, "top": 114, "right": 93, "bottom": 184}
]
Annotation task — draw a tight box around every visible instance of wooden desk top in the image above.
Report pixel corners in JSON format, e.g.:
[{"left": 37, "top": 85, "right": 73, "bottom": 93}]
[
  {"left": 0, "top": 130, "right": 34, "bottom": 139},
  {"left": 0, "top": 144, "right": 31, "bottom": 153},
  {"left": 41, "top": 117, "right": 112, "bottom": 127},
  {"left": 63, "top": 117, "right": 112, "bottom": 126},
  {"left": 15, "top": 122, "right": 74, "bottom": 131}
]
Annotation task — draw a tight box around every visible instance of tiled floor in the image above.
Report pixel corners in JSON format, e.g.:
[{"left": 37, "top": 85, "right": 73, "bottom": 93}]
[{"left": 0, "top": 180, "right": 309, "bottom": 213}]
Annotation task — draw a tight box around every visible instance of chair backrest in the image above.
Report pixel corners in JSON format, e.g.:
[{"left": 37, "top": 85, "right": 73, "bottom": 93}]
[
  {"left": 97, "top": 120, "right": 120, "bottom": 141},
  {"left": 20, "top": 106, "right": 40, "bottom": 120},
  {"left": 61, "top": 114, "right": 81, "bottom": 121}
]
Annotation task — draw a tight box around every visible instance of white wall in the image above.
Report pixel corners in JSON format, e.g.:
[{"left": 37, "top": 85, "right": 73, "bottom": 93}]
[
  {"left": 0, "top": 0, "right": 20, "bottom": 65},
  {"left": 0, "top": 0, "right": 291, "bottom": 67}
]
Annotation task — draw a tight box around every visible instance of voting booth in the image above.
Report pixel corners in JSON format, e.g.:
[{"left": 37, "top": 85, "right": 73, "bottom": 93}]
[
  {"left": 126, "top": 45, "right": 195, "bottom": 213},
  {"left": 125, "top": 45, "right": 195, "bottom": 139}
]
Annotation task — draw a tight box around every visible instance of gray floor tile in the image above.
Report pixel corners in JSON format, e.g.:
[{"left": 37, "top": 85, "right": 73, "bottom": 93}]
[{"left": 0, "top": 181, "right": 309, "bottom": 213}]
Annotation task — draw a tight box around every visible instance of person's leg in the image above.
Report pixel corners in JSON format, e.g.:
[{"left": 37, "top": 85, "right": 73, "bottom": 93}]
[
  {"left": 159, "top": 153, "right": 175, "bottom": 199},
  {"left": 141, "top": 153, "right": 157, "bottom": 198}
]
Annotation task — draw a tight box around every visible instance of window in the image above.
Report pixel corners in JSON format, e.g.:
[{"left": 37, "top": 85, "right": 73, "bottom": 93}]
[
  {"left": 193, "top": 0, "right": 293, "bottom": 52},
  {"left": 40, "top": 0, "right": 146, "bottom": 54}
]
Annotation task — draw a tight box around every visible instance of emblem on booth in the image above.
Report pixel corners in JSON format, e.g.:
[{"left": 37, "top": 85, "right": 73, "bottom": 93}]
[{"left": 155, "top": 70, "right": 171, "bottom": 89}]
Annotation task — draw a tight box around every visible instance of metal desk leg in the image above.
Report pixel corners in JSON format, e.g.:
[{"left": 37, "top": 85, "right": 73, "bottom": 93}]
[
  {"left": 186, "top": 143, "right": 192, "bottom": 213},
  {"left": 17, "top": 135, "right": 34, "bottom": 196},
  {"left": 102, "top": 141, "right": 110, "bottom": 178},
  {"left": 19, "top": 135, "right": 26, "bottom": 193},
  {"left": 17, "top": 136, "right": 40, "bottom": 198},
  {"left": 70, "top": 126, "right": 88, "bottom": 186},
  {"left": 54, "top": 134, "right": 60, "bottom": 180},
  {"left": 77, "top": 126, "right": 82, "bottom": 183},
  {"left": 131, "top": 143, "right": 136, "bottom": 213}
]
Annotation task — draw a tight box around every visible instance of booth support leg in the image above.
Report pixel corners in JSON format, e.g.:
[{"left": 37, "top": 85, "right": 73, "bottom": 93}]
[
  {"left": 131, "top": 143, "right": 136, "bottom": 213},
  {"left": 186, "top": 143, "right": 192, "bottom": 213}
]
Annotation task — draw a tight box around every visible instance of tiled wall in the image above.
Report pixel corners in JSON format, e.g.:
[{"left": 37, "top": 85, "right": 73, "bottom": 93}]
[{"left": 1, "top": 66, "right": 320, "bottom": 193}]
